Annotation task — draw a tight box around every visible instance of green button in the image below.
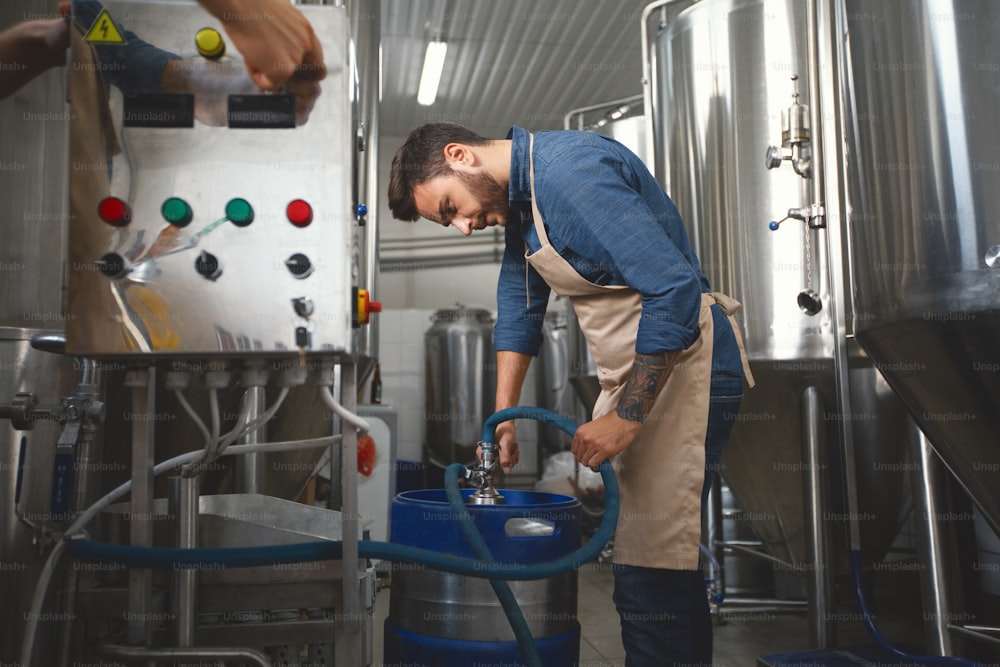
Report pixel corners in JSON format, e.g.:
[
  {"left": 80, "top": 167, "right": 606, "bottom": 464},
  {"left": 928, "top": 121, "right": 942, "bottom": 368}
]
[
  {"left": 161, "top": 197, "right": 193, "bottom": 227},
  {"left": 226, "top": 198, "right": 254, "bottom": 227}
]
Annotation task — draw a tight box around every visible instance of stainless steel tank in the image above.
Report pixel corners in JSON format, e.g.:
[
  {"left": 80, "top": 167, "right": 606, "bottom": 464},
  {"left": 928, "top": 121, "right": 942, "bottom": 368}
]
[
  {"left": 535, "top": 307, "right": 587, "bottom": 456},
  {"left": 424, "top": 306, "right": 497, "bottom": 462},
  {"left": 652, "top": 0, "right": 912, "bottom": 566},
  {"left": 840, "top": 0, "right": 1000, "bottom": 535},
  {"left": 0, "top": 329, "right": 79, "bottom": 664}
]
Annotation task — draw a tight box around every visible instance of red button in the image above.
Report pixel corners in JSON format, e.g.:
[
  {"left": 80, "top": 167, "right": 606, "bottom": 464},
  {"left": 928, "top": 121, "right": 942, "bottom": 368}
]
[
  {"left": 286, "top": 199, "right": 313, "bottom": 227},
  {"left": 98, "top": 197, "right": 131, "bottom": 226}
]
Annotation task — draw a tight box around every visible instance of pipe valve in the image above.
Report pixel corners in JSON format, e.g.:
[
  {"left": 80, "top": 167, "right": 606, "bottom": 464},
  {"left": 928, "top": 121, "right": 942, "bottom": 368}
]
[
  {"left": 765, "top": 75, "right": 812, "bottom": 179},
  {"left": 769, "top": 204, "right": 826, "bottom": 231}
]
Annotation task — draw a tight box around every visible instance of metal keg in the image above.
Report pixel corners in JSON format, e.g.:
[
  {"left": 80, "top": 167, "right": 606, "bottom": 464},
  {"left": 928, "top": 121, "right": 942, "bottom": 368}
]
[
  {"left": 384, "top": 489, "right": 581, "bottom": 666},
  {"left": 424, "top": 306, "right": 497, "bottom": 462}
]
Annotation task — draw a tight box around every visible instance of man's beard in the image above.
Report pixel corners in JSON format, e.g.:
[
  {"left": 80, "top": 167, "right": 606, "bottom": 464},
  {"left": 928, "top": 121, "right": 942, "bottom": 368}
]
[{"left": 456, "top": 169, "right": 511, "bottom": 226}]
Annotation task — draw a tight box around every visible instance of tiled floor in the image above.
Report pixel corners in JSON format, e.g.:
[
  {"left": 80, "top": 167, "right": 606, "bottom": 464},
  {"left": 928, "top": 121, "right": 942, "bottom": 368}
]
[{"left": 371, "top": 563, "right": 815, "bottom": 667}]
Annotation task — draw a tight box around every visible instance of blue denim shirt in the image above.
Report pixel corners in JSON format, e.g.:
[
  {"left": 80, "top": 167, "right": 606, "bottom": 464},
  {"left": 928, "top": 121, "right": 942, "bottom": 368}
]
[{"left": 494, "top": 126, "right": 744, "bottom": 378}]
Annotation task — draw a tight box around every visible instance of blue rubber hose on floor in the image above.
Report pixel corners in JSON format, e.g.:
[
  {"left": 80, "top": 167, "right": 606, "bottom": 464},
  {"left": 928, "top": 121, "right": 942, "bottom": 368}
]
[
  {"left": 850, "top": 550, "right": 980, "bottom": 666},
  {"left": 68, "top": 407, "right": 619, "bottom": 667}
]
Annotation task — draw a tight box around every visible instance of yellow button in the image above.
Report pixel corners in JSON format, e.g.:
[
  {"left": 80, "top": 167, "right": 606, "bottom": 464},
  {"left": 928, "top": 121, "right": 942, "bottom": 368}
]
[{"left": 195, "top": 27, "right": 225, "bottom": 59}]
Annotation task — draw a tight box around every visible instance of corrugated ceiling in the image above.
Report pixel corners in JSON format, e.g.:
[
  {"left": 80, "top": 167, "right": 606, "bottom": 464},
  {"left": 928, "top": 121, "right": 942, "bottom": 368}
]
[{"left": 380, "top": 0, "right": 654, "bottom": 139}]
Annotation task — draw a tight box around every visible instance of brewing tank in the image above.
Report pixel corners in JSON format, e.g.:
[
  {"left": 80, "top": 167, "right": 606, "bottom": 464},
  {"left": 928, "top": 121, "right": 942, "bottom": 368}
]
[
  {"left": 840, "top": 0, "right": 1000, "bottom": 534},
  {"left": 424, "top": 306, "right": 497, "bottom": 462},
  {"left": 652, "top": 0, "right": 912, "bottom": 565}
]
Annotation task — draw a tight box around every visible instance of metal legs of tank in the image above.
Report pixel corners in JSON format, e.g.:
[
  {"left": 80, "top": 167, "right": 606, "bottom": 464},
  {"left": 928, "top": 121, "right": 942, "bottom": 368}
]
[{"left": 801, "top": 385, "right": 834, "bottom": 648}]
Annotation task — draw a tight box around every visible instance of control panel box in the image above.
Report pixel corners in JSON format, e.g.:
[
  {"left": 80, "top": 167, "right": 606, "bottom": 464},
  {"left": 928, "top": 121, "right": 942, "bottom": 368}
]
[{"left": 65, "top": 1, "right": 360, "bottom": 358}]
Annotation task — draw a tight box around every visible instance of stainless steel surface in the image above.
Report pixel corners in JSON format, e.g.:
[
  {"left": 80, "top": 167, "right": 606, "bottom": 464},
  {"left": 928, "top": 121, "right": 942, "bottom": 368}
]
[
  {"left": 389, "top": 569, "right": 577, "bottom": 641},
  {"left": 535, "top": 307, "right": 587, "bottom": 453},
  {"left": 126, "top": 366, "right": 156, "bottom": 645},
  {"left": 840, "top": 0, "right": 1000, "bottom": 534},
  {"left": 354, "top": 0, "right": 381, "bottom": 378},
  {"left": 424, "top": 306, "right": 497, "bottom": 461},
  {"left": 235, "top": 376, "right": 266, "bottom": 494},
  {"left": 651, "top": 0, "right": 911, "bottom": 568},
  {"left": 338, "top": 361, "right": 362, "bottom": 666},
  {"left": 99, "top": 642, "right": 273, "bottom": 666},
  {"left": 912, "top": 428, "right": 956, "bottom": 656},
  {"left": 655, "top": 0, "right": 830, "bottom": 363},
  {"left": 0, "top": 1, "right": 70, "bottom": 329},
  {"left": 801, "top": 386, "right": 831, "bottom": 648},
  {"left": 65, "top": 1, "right": 356, "bottom": 357},
  {"left": 170, "top": 475, "right": 199, "bottom": 648},
  {"left": 0, "top": 327, "right": 79, "bottom": 664}
]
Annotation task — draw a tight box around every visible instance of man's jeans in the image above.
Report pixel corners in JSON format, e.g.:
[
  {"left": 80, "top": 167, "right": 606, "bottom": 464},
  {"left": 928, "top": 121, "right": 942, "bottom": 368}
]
[{"left": 612, "top": 376, "right": 744, "bottom": 667}]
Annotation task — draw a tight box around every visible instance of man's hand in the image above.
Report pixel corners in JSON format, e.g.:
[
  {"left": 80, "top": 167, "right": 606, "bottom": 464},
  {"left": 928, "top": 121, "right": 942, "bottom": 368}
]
[
  {"left": 476, "top": 421, "right": 519, "bottom": 474},
  {"left": 197, "top": 0, "right": 326, "bottom": 91},
  {"left": 495, "top": 420, "right": 519, "bottom": 474},
  {"left": 571, "top": 411, "right": 641, "bottom": 470},
  {"left": 571, "top": 351, "right": 676, "bottom": 469}
]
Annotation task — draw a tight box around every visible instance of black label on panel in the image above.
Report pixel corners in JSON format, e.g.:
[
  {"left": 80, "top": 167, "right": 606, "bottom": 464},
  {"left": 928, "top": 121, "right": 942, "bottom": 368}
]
[
  {"left": 123, "top": 93, "right": 195, "bottom": 128},
  {"left": 228, "top": 94, "right": 296, "bottom": 129}
]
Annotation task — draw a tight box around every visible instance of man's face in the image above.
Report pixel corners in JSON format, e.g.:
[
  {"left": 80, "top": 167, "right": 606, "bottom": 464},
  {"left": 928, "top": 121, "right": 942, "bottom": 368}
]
[{"left": 412, "top": 168, "right": 511, "bottom": 236}]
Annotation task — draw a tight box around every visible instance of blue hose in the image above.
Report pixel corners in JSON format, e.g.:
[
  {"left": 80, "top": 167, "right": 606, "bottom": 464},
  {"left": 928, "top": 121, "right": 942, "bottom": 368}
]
[
  {"left": 68, "top": 407, "right": 619, "bottom": 667},
  {"left": 850, "top": 550, "right": 980, "bottom": 666}
]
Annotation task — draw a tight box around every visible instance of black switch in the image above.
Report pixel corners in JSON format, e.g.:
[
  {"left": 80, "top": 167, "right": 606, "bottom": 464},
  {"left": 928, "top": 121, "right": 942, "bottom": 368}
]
[
  {"left": 195, "top": 251, "right": 222, "bottom": 281},
  {"left": 96, "top": 252, "right": 128, "bottom": 278},
  {"left": 285, "top": 253, "right": 313, "bottom": 278}
]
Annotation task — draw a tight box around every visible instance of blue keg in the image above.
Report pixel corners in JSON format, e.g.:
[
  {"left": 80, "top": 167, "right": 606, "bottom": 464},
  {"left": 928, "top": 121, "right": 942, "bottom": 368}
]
[{"left": 384, "top": 488, "right": 581, "bottom": 666}]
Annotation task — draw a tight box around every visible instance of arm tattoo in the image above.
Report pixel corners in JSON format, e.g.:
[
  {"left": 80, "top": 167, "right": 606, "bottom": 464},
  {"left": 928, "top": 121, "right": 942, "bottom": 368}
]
[{"left": 616, "top": 352, "right": 676, "bottom": 423}]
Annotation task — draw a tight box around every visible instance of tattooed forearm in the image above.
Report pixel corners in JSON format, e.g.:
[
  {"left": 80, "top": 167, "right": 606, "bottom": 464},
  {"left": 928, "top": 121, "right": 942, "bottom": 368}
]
[{"left": 615, "top": 352, "right": 676, "bottom": 422}]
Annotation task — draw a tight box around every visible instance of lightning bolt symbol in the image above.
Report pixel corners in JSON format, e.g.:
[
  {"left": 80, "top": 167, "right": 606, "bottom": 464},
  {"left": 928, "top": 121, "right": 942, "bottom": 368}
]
[{"left": 100, "top": 18, "right": 109, "bottom": 39}]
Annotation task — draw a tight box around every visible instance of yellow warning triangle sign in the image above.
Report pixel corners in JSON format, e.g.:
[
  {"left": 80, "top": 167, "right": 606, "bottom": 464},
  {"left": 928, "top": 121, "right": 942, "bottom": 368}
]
[{"left": 84, "top": 9, "right": 127, "bottom": 45}]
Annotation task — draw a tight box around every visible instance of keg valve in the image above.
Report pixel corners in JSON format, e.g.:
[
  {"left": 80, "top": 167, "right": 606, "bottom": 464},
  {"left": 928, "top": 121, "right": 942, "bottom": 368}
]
[{"left": 465, "top": 441, "right": 505, "bottom": 505}]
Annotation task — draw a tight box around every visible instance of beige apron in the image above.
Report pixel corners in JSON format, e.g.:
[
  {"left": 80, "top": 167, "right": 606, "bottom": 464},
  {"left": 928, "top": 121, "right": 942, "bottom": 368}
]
[{"left": 525, "top": 135, "right": 753, "bottom": 569}]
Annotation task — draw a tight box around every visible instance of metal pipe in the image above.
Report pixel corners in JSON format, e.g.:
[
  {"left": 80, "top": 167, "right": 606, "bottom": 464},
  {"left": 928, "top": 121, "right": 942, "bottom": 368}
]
[
  {"left": 362, "top": 0, "right": 381, "bottom": 365},
  {"left": 802, "top": 385, "right": 832, "bottom": 648},
  {"left": 704, "top": 474, "right": 726, "bottom": 596},
  {"left": 716, "top": 542, "right": 798, "bottom": 569},
  {"left": 911, "top": 426, "right": 955, "bottom": 655},
  {"left": 563, "top": 94, "right": 645, "bottom": 130},
  {"left": 98, "top": 643, "right": 272, "bottom": 666},
  {"left": 639, "top": 0, "right": 696, "bottom": 185},
  {"left": 381, "top": 232, "right": 503, "bottom": 249},
  {"left": 169, "top": 475, "right": 199, "bottom": 649},
  {"left": 235, "top": 362, "right": 268, "bottom": 493},
  {"left": 814, "top": 0, "right": 859, "bottom": 553},
  {"left": 719, "top": 598, "right": 807, "bottom": 608},
  {"left": 948, "top": 625, "right": 1000, "bottom": 648},
  {"left": 124, "top": 366, "right": 155, "bottom": 647},
  {"left": 336, "top": 361, "right": 362, "bottom": 666},
  {"left": 380, "top": 251, "right": 503, "bottom": 272}
]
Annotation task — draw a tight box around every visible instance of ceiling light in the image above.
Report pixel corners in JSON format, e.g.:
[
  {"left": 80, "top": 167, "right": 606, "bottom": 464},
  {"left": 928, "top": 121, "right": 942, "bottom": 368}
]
[{"left": 417, "top": 40, "right": 448, "bottom": 106}]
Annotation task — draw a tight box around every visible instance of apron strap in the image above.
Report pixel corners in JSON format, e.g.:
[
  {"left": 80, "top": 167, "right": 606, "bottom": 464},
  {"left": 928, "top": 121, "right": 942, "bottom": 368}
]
[{"left": 709, "top": 292, "right": 756, "bottom": 388}]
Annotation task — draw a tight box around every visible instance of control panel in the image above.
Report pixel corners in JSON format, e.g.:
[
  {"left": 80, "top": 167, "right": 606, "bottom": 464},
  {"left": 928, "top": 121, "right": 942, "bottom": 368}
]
[{"left": 65, "top": 1, "right": 367, "bottom": 358}]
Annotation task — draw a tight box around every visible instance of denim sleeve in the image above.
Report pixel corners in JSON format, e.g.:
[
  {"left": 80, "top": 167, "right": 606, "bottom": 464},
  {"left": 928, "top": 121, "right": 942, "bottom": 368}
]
[
  {"left": 493, "top": 224, "right": 550, "bottom": 356},
  {"left": 540, "top": 148, "right": 704, "bottom": 354},
  {"left": 74, "top": 0, "right": 181, "bottom": 95}
]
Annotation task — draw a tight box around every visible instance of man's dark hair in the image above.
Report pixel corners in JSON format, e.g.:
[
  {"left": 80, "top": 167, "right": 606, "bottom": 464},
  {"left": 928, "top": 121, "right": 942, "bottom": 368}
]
[{"left": 387, "top": 123, "right": 491, "bottom": 221}]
